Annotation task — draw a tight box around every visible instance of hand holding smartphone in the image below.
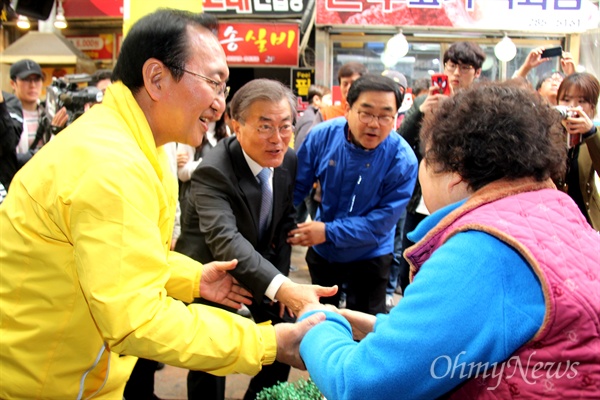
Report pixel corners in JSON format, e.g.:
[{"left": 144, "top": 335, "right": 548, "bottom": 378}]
[
  {"left": 540, "top": 46, "right": 563, "bottom": 59},
  {"left": 431, "top": 74, "right": 450, "bottom": 96}
]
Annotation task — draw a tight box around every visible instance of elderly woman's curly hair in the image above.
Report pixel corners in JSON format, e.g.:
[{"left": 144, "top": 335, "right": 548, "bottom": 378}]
[{"left": 420, "top": 82, "right": 567, "bottom": 191}]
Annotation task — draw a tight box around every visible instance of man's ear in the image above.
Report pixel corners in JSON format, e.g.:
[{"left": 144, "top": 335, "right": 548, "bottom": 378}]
[
  {"left": 474, "top": 68, "right": 482, "bottom": 79},
  {"left": 142, "top": 58, "right": 167, "bottom": 102},
  {"left": 344, "top": 101, "right": 351, "bottom": 119},
  {"left": 231, "top": 119, "right": 242, "bottom": 137}
]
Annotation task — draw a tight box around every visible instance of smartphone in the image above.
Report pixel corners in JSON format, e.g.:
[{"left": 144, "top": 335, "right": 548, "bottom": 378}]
[
  {"left": 431, "top": 74, "right": 450, "bottom": 96},
  {"left": 541, "top": 46, "right": 563, "bottom": 58}
]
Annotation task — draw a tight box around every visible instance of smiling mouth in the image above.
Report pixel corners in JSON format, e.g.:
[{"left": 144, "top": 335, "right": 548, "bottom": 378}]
[{"left": 198, "top": 116, "right": 209, "bottom": 130}]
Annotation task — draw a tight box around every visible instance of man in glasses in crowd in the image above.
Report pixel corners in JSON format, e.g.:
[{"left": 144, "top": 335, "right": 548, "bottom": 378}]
[
  {"left": 0, "top": 10, "right": 326, "bottom": 399},
  {"left": 176, "top": 78, "right": 337, "bottom": 400},
  {"left": 8, "top": 59, "right": 69, "bottom": 167},
  {"left": 288, "top": 74, "right": 418, "bottom": 316},
  {"left": 395, "top": 41, "right": 486, "bottom": 296}
]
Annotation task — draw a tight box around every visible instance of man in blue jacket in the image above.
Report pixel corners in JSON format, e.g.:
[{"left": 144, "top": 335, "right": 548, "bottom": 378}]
[{"left": 289, "top": 74, "right": 417, "bottom": 315}]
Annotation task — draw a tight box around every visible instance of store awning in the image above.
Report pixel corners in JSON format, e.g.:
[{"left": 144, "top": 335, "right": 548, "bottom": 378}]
[{"left": 0, "top": 31, "right": 95, "bottom": 70}]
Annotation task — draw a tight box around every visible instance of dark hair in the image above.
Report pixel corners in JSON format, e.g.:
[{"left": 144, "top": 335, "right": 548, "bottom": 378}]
[
  {"left": 346, "top": 74, "right": 403, "bottom": 111},
  {"left": 89, "top": 69, "right": 112, "bottom": 86},
  {"left": 230, "top": 79, "right": 297, "bottom": 124},
  {"left": 443, "top": 42, "right": 486, "bottom": 70},
  {"left": 535, "top": 71, "right": 565, "bottom": 91},
  {"left": 412, "top": 78, "right": 430, "bottom": 97},
  {"left": 112, "top": 9, "right": 218, "bottom": 93},
  {"left": 337, "top": 62, "right": 368, "bottom": 84},
  {"left": 308, "top": 84, "right": 331, "bottom": 104},
  {"left": 557, "top": 72, "right": 600, "bottom": 117},
  {"left": 420, "top": 82, "right": 566, "bottom": 191}
]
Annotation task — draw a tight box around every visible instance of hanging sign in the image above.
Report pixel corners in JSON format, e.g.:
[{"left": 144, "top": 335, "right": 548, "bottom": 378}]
[
  {"left": 203, "top": 0, "right": 309, "bottom": 16},
  {"left": 218, "top": 22, "right": 299, "bottom": 66},
  {"left": 291, "top": 68, "right": 315, "bottom": 111},
  {"left": 67, "top": 34, "right": 115, "bottom": 60}
]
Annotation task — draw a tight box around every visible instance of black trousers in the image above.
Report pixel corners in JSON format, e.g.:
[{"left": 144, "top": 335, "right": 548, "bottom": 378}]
[
  {"left": 187, "top": 298, "right": 293, "bottom": 400},
  {"left": 123, "top": 358, "right": 159, "bottom": 400},
  {"left": 397, "top": 211, "right": 427, "bottom": 293},
  {"left": 306, "top": 247, "right": 393, "bottom": 315}
]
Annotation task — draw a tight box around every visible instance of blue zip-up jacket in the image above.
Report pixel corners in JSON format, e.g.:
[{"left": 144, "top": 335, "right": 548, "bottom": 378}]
[{"left": 294, "top": 117, "right": 418, "bottom": 263}]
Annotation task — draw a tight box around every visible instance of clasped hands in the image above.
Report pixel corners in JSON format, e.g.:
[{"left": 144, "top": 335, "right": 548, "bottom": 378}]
[{"left": 198, "top": 260, "right": 374, "bottom": 370}]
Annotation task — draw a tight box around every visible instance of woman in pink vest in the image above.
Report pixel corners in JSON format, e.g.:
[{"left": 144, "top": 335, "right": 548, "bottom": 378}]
[{"left": 297, "top": 82, "right": 600, "bottom": 399}]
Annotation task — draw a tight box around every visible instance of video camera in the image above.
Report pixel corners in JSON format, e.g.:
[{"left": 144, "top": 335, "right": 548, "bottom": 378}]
[{"left": 46, "top": 74, "right": 104, "bottom": 123}]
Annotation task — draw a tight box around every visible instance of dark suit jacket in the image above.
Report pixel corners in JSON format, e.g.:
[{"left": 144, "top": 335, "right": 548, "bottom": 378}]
[{"left": 176, "top": 136, "right": 297, "bottom": 303}]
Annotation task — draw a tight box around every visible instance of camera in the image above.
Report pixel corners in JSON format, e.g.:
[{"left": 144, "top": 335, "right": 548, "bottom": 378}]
[
  {"left": 46, "top": 74, "right": 104, "bottom": 123},
  {"left": 554, "top": 106, "right": 583, "bottom": 148},
  {"left": 554, "top": 105, "right": 578, "bottom": 120}
]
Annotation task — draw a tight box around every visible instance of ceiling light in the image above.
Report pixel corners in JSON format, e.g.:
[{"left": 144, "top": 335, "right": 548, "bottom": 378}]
[
  {"left": 494, "top": 34, "right": 516, "bottom": 62},
  {"left": 381, "top": 30, "right": 409, "bottom": 68},
  {"left": 17, "top": 15, "right": 30, "bottom": 30},
  {"left": 54, "top": 1, "right": 68, "bottom": 30}
]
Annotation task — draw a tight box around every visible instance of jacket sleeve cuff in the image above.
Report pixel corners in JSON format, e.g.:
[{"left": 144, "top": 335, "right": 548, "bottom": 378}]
[
  {"left": 257, "top": 322, "right": 277, "bottom": 365},
  {"left": 165, "top": 251, "right": 202, "bottom": 302}
]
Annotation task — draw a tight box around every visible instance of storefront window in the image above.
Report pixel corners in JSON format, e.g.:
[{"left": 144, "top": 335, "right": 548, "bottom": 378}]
[
  {"left": 329, "top": 37, "right": 562, "bottom": 90},
  {"left": 332, "top": 40, "right": 441, "bottom": 87}
]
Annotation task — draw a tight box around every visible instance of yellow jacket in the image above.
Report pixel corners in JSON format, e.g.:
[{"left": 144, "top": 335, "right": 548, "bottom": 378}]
[{"left": 0, "top": 82, "right": 276, "bottom": 399}]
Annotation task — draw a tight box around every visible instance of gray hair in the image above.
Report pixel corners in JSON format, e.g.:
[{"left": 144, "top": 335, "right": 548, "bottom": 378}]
[{"left": 230, "top": 79, "right": 297, "bottom": 124}]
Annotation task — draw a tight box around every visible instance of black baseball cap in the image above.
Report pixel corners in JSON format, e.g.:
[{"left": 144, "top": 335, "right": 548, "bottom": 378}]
[{"left": 10, "top": 59, "right": 43, "bottom": 81}]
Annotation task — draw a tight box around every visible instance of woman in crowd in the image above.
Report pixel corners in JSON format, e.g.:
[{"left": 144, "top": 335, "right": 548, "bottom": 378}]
[
  {"left": 297, "top": 83, "right": 600, "bottom": 399},
  {"left": 556, "top": 72, "right": 600, "bottom": 230}
]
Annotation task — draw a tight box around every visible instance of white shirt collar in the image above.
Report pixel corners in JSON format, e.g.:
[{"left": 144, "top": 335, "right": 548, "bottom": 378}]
[{"left": 241, "top": 148, "right": 273, "bottom": 180}]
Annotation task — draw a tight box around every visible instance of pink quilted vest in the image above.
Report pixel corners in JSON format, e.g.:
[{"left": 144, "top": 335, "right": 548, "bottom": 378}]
[{"left": 405, "top": 178, "right": 600, "bottom": 398}]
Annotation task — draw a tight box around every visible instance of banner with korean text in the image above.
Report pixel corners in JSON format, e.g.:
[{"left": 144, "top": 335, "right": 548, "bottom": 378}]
[
  {"left": 218, "top": 22, "right": 299, "bottom": 66},
  {"left": 315, "top": 0, "right": 599, "bottom": 33}
]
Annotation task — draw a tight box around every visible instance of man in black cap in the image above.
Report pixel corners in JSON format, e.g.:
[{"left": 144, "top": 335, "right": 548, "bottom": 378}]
[{"left": 8, "top": 59, "right": 68, "bottom": 166}]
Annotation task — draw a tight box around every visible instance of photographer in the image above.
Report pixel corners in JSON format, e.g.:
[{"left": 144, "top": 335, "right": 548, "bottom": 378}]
[
  {"left": 556, "top": 72, "right": 600, "bottom": 231},
  {"left": 9, "top": 59, "right": 68, "bottom": 166}
]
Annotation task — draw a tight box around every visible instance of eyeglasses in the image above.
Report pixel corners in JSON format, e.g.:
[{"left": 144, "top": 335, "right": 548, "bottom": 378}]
[
  {"left": 444, "top": 62, "right": 475, "bottom": 74},
  {"left": 180, "top": 68, "right": 230, "bottom": 99},
  {"left": 355, "top": 110, "right": 395, "bottom": 126},
  {"left": 250, "top": 123, "right": 294, "bottom": 139}
]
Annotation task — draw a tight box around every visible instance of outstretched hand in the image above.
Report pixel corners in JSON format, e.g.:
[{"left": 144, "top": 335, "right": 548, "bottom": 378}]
[
  {"left": 275, "top": 280, "right": 338, "bottom": 316},
  {"left": 200, "top": 259, "right": 253, "bottom": 309},
  {"left": 338, "top": 308, "right": 376, "bottom": 341},
  {"left": 287, "top": 221, "right": 326, "bottom": 247},
  {"left": 274, "top": 312, "right": 326, "bottom": 370}
]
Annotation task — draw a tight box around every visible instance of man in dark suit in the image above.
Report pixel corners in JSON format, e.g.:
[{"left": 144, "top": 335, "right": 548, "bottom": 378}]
[{"left": 176, "top": 78, "right": 336, "bottom": 400}]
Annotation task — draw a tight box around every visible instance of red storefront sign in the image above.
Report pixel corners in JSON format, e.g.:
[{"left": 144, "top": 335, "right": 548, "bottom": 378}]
[
  {"left": 315, "top": 0, "right": 599, "bottom": 33},
  {"left": 63, "top": 0, "right": 123, "bottom": 17},
  {"left": 218, "top": 22, "right": 299, "bottom": 66},
  {"left": 67, "top": 34, "right": 115, "bottom": 60}
]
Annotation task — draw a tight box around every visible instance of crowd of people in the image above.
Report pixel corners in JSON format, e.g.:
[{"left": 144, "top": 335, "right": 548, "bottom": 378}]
[{"left": 1, "top": 8, "right": 598, "bottom": 400}]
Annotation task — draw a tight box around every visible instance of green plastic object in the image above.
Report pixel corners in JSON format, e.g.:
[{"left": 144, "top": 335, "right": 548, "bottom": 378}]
[{"left": 255, "top": 378, "right": 323, "bottom": 400}]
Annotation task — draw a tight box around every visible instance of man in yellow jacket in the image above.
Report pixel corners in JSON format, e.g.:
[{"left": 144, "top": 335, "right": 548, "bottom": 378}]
[{"left": 0, "top": 9, "right": 328, "bottom": 399}]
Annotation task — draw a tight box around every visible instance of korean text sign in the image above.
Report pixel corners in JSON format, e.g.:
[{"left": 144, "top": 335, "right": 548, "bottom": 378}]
[
  {"left": 218, "top": 22, "right": 299, "bottom": 66},
  {"left": 315, "top": 0, "right": 599, "bottom": 33}
]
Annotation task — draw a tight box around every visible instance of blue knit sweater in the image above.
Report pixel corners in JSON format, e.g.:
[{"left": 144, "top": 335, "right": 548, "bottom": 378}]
[{"left": 299, "top": 200, "right": 546, "bottom": 400}]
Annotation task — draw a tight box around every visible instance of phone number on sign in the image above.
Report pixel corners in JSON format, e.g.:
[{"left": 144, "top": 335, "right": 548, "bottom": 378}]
[{"left": 529, "top": 18, "right": 582, "bottom": 29}]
